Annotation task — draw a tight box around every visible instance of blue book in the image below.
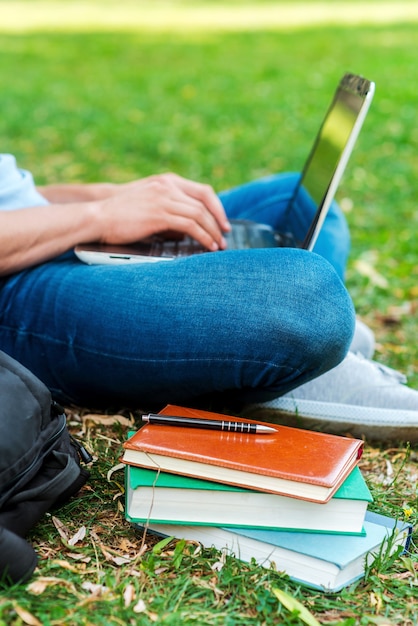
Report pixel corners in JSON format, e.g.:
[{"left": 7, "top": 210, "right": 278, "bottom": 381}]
[
  {"left": 139, "top": 511, "right": 412, "bottom": 592},
  {"left": 125, "top": 464, "right": 372, "bottom": 534}
]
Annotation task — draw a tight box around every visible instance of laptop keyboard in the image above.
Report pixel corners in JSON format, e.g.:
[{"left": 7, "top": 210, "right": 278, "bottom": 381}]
[
  {"left": 226, "top": 221, "right": 277, "bottom": 249},
  {"left": 149, "top": 237, "right": 205, "bottom": 258},
  {"left": 226, "top": 220, "right": 296, "bottom": 249},
  {"left": 148, "top": 220, "right": 296, "bottom": 258}
]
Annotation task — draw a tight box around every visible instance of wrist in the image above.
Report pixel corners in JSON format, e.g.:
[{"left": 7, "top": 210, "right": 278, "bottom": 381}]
[
  {"left": 82, "top": 199, "right": 109, "bottom": 242},
  {"left": 86, "top": 183, "right": 120, "bottom": 201}
]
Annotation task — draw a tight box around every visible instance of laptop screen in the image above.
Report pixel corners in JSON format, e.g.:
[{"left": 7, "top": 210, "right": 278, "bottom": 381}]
[
  {"left": 288, "top": 73, "right": 375, "bottom": 250},
  {"left": 74, "top": 73, "right": 375, "bottom": 266}
]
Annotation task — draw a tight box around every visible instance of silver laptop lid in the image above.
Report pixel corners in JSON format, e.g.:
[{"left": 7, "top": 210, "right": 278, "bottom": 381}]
[{"left": 290, "top": 73, "right": 375, "bottom": 251}]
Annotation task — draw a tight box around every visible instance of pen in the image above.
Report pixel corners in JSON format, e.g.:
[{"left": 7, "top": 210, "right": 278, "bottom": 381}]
[{"left": 142, "top": 414, "right": 277, "bottom": 434}]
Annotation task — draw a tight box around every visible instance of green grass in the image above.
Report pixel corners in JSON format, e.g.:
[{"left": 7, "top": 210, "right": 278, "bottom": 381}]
[{"left": 0, "top": 2, "right": 417, "bottom": 624}]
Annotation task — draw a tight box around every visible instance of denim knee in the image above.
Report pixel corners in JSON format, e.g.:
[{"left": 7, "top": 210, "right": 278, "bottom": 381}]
[{"left": 298, "top": 253, "right": 355, "bottom": 376}]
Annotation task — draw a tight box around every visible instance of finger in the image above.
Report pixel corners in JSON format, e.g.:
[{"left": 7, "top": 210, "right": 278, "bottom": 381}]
[
  {"left": 168, "top": 174, "right": 231, "bottom": 232},
  {"left": 167, "top": 197, "right": 227, "bottom": 251},
  {"left": 150, "top": 177, "right": 228, "bottom": 249},
  {"left": 167, "top": 212, "right": 225, "bottom": 251}
]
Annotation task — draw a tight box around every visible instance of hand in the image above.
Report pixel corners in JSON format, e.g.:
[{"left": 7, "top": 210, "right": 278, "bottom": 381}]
[{"left": 98, "top": 173, "right": 231, "bottom": 251}]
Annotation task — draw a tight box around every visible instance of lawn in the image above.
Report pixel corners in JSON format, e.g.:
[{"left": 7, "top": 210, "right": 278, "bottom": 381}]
[{"left": 0, "top": 2, "right": 417, "bottom": 624}]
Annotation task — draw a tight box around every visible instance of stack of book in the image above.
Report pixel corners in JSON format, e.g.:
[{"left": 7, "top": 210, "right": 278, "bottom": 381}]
[{"left": 121, "top": 405, "right": 412, "bottom": 592}]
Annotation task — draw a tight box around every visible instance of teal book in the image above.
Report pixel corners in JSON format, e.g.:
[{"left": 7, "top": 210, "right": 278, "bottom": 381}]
[
  {"left": 125, "top": 464, "right": 372, "bottom": 534},
  {"left": 138, "top": 511, "right": 412, "bottom": 593}
]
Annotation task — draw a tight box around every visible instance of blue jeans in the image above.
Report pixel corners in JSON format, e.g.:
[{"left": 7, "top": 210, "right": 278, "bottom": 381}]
[{"left": 0, "top": 173, "right": 355, "bottom": 408}]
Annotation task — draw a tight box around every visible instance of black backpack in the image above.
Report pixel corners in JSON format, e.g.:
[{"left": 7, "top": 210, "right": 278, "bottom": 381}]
[{"left": 0, "top": 350, "right": 91, "bottom": 585}]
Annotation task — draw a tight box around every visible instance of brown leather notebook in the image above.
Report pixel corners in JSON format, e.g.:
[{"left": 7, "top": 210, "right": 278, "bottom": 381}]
[{"left": 122, "top": 405, "right": 363, "bottom": 503}]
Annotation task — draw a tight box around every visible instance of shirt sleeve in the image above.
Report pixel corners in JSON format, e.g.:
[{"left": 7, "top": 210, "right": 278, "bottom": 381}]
[{"left": 0, "top": 154, "right": 49, "bottom": 210}]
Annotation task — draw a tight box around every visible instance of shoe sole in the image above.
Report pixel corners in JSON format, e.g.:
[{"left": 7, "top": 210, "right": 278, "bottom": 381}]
[{"left": 245, "top": 397, "right": 418, "bottom": 443}]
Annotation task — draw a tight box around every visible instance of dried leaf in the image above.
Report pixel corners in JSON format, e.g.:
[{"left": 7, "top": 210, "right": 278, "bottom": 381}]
[
  {"left": 111, "top": 555, "right": 132, "bottom": 566},
  {"left": 211, "top": 549, "right": 227, "bottom": 571},
  {"left": 192, "top": 576, "right": 224, "bottom": 596},
  {"left": 118, "top": 538, "right": 137, "bottom": 551},
  {"left": 99, "top": 544, "right": 115, "bottom": 562},
  {"left": 95, "top": 541, "right": 132, "bottom": 564},
  {"left": 127, "top": 542, "right": 149, "bottom": 565},
  {"left": 107, "top": 463, "right": 125, "bottom": 481},
  {"left": 82, "top": 413, "right": 134, "bottom": 428},
  {"left": 27, "top": 580, "right": 49, "bottom": 595},
  {"left": 126, "top": 568, "right": 142, "bottom": 578},
  {"left": 27, "top": 577, "right": 80, "bottom": 597},
  {"left": 353, "top": 259, "right": 389, "bottom": 289},
  {"left": 133, "top": 598, "right": 147, "bottom": 614},
  {"left": 52, "top": 516, "right": 70, "bottom": 541},
  {"left": 370, "top": 591, "right": 383, "bottom": 612},
  {"left": 192, "top": 543, "right": 202, "bottom": 556},
  {"left": 68, "top": 526, "right": 87, "bottom": 546},
  {"left": 117, "top": 499, "right": 125, "bottom": 512},
  {"left": 123, "top": 583, "right": 136, "bottom": 607},
  {"left": 81, "top": 582, "right": 109, "bottom": 596},
  {"left": 380, "top": 571, "right": 415, "bottom": 581},
  {"left": 384, "top": 459, "right": 394, "bottom": 485},
  {"left": 13, "top": 605, "right": 42, "bottom": 626},
  {"left": 211, "top": 560, "right": 225, "bottom": 572},
  {"left": 148, "top": 613, "right": 159, "bottom": 622},
  {"left": 50, "top": 560, "right": 81, "bottom": 573},
  {"left": 67, "top": 552, "right": 91, "bottom": 563}
]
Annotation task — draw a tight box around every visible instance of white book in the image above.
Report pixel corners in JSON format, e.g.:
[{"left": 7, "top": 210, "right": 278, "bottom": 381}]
[{"left": 126, "top": 465, "right": 372, "bottom": 534}]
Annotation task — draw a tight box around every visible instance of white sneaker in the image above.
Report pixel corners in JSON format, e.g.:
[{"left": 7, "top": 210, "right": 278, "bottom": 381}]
[
  {"left": 245, "top": 352, "right": 418, "bottom": 442},
  {"left": 351, "top": 318, "right": 375, "bottom": 359}
]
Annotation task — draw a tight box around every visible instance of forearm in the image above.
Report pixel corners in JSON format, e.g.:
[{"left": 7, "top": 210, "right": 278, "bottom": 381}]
[
  {"left": 37, "top": 182, "right": 119, "bottom": 203},
  {"left": 0, "top": 202, "right": 102, "bottom": 277},
  {"left": 1, "top": 173, "right": 230, "bottom": 276}
]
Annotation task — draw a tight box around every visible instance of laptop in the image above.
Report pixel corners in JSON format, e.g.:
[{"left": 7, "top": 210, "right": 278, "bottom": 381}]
[{"left": 74, "top": 72, "right": 375, "bottom": 265}]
